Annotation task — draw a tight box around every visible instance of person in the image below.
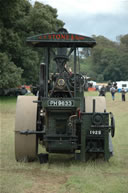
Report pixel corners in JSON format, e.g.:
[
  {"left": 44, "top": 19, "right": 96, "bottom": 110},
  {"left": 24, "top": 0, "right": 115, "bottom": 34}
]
[
  {"left": 110, "top": 86, "right": 116, "bottom": 100},
  {"left": 68, "top": 67, "right": 72, "bottom": 75},
  {"left": 121, "top": 88, "right": 126, "bottom": 101},
  {"left": 99, "top": 85, "right": 106, "bottom": 96},
  {"left": 20, "top": 86, "right": 28, "bottom": 95}
]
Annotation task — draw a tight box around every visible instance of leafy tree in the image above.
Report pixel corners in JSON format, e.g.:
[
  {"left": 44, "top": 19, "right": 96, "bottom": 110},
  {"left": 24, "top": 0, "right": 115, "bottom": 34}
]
[
  {"left": 81, "top": 35, "right": 128, "bottom": 82},
  {"left": 0, "top": 53, "right": 22, "bottom": 88},
  {"left": 27, "top": 2, "right": 63, "bottom": 34},
  {"left": 119, "top": 53, "right": 128, "bottom": 80},
  {"left": 0, "top": 0, "right": 64, "bottom": 87},
  {"left": 120, "top": 34, "right": 128, "bottom": 47},
  {"left": 0, "top": 0, "right": 32, "bottom": 87}
]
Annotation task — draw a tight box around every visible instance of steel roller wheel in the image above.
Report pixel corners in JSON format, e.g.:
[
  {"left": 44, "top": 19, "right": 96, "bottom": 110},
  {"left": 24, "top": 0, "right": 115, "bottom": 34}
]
[
  {"left": 85, "top": 96, "right": 106, "bottom": 112},
  {"left": 15, "top": 96, "right": 38, "bottom": 161},
  {"left": 110, "top": 113, "right": 115, "bottom": 138}
]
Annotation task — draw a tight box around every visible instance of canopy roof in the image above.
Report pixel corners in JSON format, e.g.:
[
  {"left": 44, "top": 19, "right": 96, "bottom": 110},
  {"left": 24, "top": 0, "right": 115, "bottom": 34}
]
[{"left": 26, "top": 32, "right": 96, "bottom": 48}]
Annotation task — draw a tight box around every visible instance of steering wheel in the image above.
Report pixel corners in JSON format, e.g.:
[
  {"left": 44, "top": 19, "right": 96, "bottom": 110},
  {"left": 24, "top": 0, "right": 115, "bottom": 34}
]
[{"left": 68, "top": 73, "right": 85, "bottom": 89}]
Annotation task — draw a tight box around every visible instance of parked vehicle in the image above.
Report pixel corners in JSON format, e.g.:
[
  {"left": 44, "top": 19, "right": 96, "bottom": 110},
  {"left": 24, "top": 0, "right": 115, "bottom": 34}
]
[{"left": 15, "top": 28, "right": 115, "bottom": 163}]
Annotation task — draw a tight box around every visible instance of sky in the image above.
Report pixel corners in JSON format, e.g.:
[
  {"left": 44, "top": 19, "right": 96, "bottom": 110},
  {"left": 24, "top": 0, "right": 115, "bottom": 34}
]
[{"left": 30, "top": 0, "right": 128, "bottom": 41}]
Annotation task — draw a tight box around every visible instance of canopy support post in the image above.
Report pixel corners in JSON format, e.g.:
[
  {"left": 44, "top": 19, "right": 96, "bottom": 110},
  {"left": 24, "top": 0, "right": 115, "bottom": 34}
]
[{"left": 74, "top": 47, "right": 76, "bottom": 97}]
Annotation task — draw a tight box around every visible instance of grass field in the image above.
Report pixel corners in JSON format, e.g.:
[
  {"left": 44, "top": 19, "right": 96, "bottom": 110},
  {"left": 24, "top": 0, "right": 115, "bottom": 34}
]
[{"left": 0, "top": 92, "right": 128, "bottom": 193}]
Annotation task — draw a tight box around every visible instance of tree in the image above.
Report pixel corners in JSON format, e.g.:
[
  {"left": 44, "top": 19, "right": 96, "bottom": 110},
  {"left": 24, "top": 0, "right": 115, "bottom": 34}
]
[
  {"left": 120, "top": 34, "right": 128, "bottom": 47},
  {"left": 0, "top": 53, "right": 23, "bottom": 88},
  {"left": 84, "top": 35, "right": 128, "bottom": 82},
  {"left": 27, "top": 2, "right": 64, "bottom": 34},
  {"left": 0, "top": 0, "right": 64, "bottom": 87}
]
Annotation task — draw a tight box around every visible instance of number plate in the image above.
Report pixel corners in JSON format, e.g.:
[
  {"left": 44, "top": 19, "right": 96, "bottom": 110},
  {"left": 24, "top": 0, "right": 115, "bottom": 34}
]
[
  {"left": 48, "top": 100, "right": 74, "bottom": 107},
  {"left": 89, "top": 130, "right": 102, "bottom": 135}
]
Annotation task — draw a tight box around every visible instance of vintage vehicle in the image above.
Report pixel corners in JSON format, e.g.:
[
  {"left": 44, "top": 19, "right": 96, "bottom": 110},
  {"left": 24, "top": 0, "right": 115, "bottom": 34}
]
[{"left": 15, "top": 28, "right": 115, "bottom": 163}]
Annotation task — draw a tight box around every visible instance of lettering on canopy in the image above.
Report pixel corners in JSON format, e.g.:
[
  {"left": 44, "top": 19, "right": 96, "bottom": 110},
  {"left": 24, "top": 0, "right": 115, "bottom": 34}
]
[
  {"left": 38, "top": 34, "right": 86, "bottom": 41},
  {"left": 26, "top": 32, "right": 96, "bottom": 47}
]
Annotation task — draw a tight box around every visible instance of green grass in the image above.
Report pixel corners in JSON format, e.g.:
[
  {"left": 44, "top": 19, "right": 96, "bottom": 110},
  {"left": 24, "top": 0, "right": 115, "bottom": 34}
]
[{"left": 0, "top": 93, "right": 128, "bottom": 193}]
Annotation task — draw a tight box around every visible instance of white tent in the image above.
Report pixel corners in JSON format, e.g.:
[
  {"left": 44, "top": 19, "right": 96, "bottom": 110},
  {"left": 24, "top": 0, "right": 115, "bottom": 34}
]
[{"left": 116, "top": 81, "right": 128, "bottom": 92}]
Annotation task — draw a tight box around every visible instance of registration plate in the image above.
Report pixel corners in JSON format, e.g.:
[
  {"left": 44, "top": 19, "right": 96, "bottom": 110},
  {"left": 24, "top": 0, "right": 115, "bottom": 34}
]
[
  {"left": 48, "top": 100, "right": 74, "bottom": 107},
  {"left": 89, "top": 130, "right": 102, "bottom": 135}
]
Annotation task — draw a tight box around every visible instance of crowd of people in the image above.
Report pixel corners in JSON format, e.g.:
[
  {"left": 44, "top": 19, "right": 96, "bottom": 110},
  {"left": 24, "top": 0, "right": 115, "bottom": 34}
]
[{"left": 98, "top": 85, "right": 127, "bottom": 101}]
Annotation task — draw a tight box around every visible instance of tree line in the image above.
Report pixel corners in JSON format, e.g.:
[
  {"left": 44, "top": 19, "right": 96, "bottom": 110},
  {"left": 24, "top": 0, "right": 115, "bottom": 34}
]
[
  {"left": 0, "top": 0, "right": 128, "bottom": 89},
  {"left": 0, "top": 0, "right": 63, "bottom": 88},
  {"left": 80, "top": 35, "right": 128, "bottom": 82}
]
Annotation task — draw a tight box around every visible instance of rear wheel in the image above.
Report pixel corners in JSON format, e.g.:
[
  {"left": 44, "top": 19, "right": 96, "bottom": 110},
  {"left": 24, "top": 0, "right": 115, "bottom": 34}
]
[
  {"left": 15, "top": 96, "right": 38, "bottom": 161},
  {"left": 110, "top": 114, "right": 115, "bottom": 137},
  {"left": 85, "top": 96, "right": 106, "bottom": 112}
]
